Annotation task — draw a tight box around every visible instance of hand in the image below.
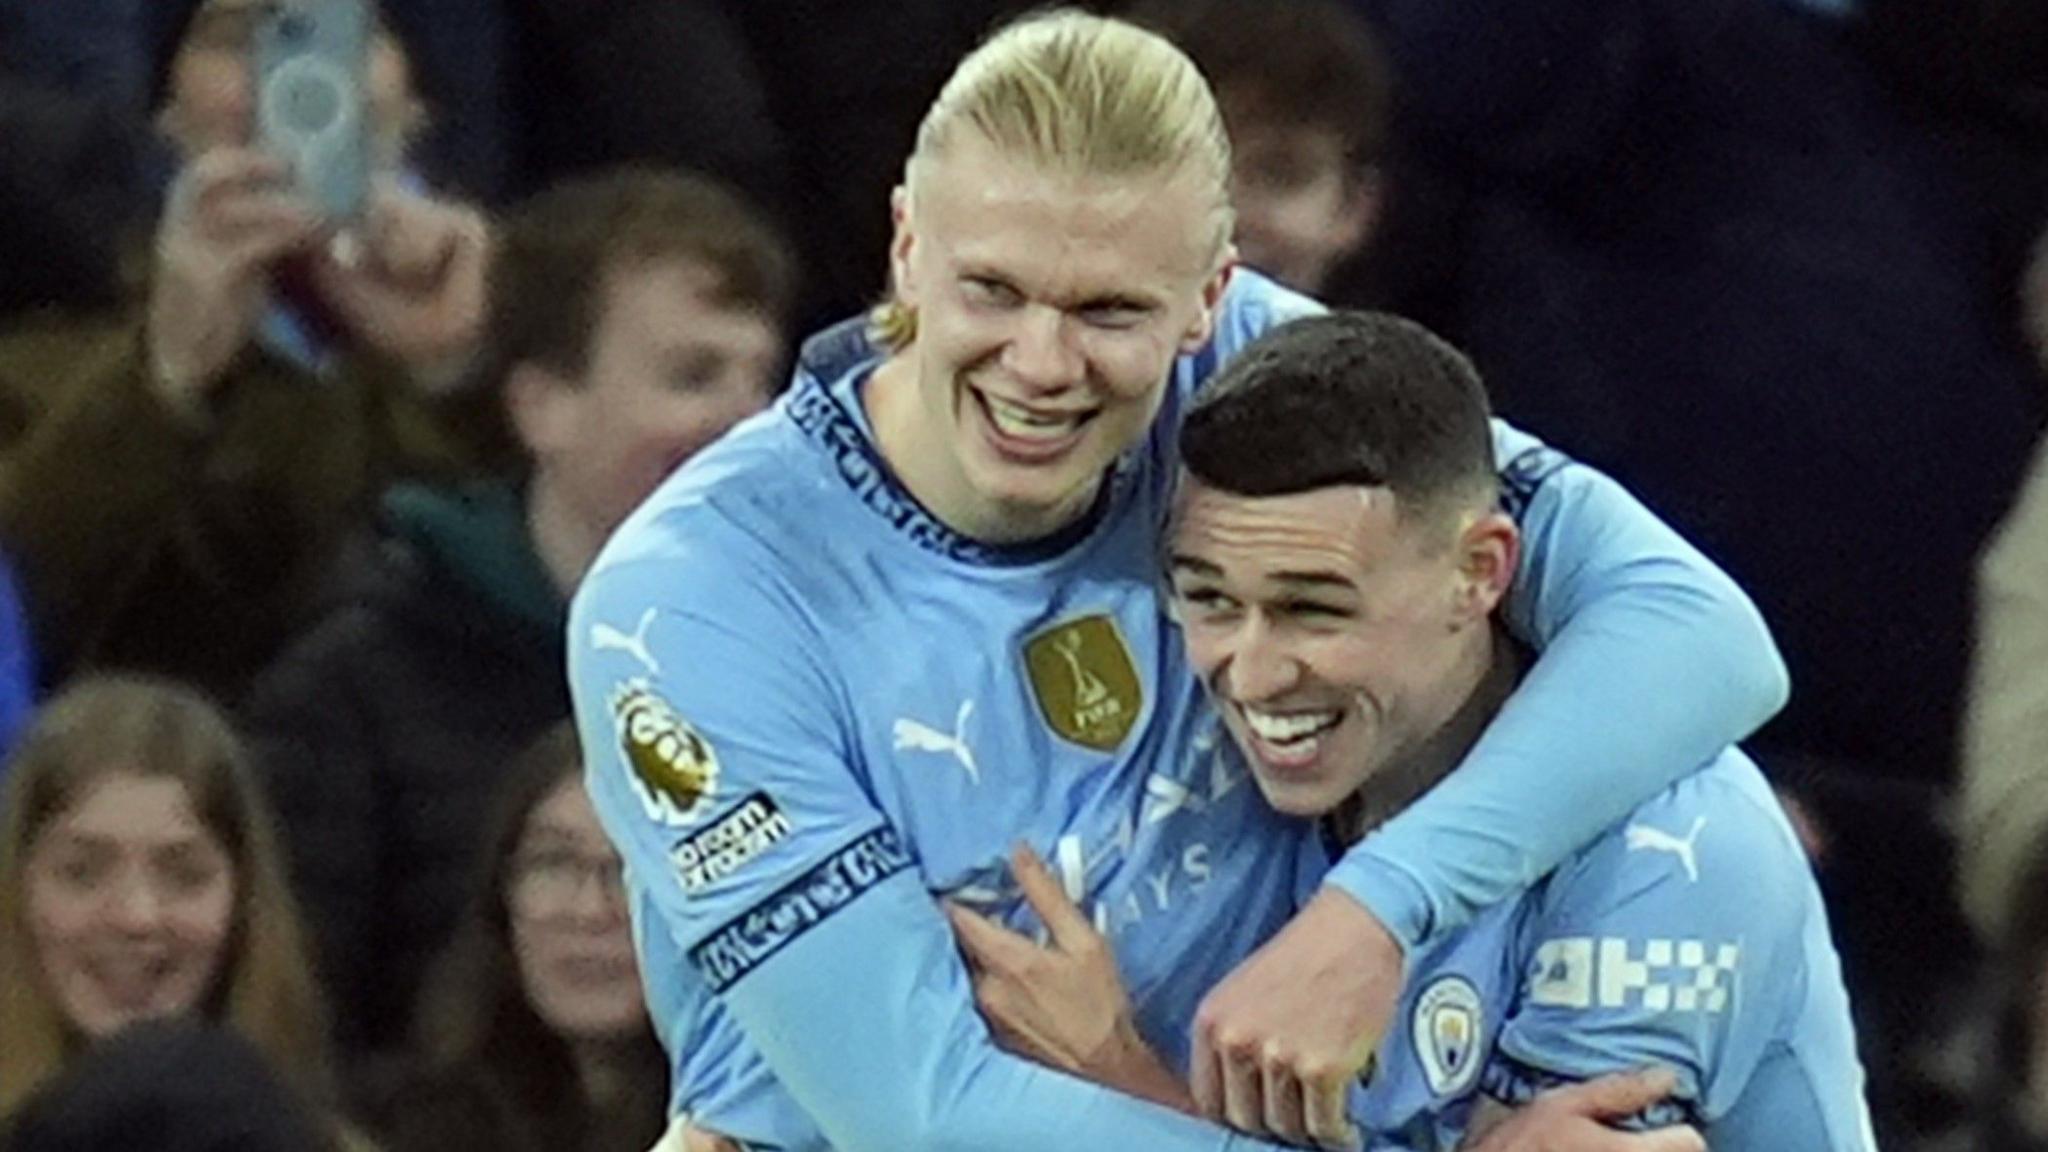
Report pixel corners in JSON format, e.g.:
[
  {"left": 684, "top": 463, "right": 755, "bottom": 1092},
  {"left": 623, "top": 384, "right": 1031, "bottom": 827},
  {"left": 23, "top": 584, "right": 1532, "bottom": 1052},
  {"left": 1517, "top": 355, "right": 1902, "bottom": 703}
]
[
  {"left": 946, "top": 845, "right": 1192, "bottom": 1112},
  {"left": 680, "top": 1125, "right": 744, "bottom": 1152},
  {"left": 313, "top": 180, "right": 490, "bottom": 386},
  {"left": 1192, "top": 887, "right": 1401, "bottom": 1150},
  {"left": 147, "top": 148, "right": 323, "bottom": 411},
  {"left": 1464, "top": 1068, "right": 1704, "bottom": 1152}
]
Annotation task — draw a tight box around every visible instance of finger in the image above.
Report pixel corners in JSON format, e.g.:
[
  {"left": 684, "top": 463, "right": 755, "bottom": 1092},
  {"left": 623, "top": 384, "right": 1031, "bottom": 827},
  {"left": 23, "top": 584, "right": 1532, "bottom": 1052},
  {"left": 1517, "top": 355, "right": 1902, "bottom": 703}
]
[
  {"left": 1551, "top": 1066, "right": 1680, "bottom": 1119},
  {"left": 200, "top": 195, "right": 323, "bottom": 246},
  {"left": 679, "top": 1125, "right": 744, "bottom": 1152},
  {"left": 1627, "top": 1126, "right": 1706, "bottom": 1152},
  {"left": 178, "top": 149, "right": 294, "bottom": 216},
  {"left": 1260, "top": 1056, "right": 1307, "bottom": 1144},
  {"left": 1010, "top": 843, "right": 1098, "bottom": 952},
  {"left": 1302, "top": 1070, "right": 1359, "bottom": 1151},
  {"left": 944, "top": 902, "right": 1036, "bottom": 971},
  {"left": 1221, "top": 1046, "right": 1266, "bottom": 1134},
  {"left": 1191, "top": 1034, "right": 1227, "bottom": 1120}
]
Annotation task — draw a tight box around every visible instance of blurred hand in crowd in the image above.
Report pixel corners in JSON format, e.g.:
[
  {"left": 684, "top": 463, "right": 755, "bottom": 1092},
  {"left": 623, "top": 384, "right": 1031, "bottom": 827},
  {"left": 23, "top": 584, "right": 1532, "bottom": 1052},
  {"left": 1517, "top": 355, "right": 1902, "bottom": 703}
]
[
  {"left": 314, "top": 180, "right": 490, "bottom": 385},
  {"left": 145, "top": 148, "right": 322, "bottom": 413}
]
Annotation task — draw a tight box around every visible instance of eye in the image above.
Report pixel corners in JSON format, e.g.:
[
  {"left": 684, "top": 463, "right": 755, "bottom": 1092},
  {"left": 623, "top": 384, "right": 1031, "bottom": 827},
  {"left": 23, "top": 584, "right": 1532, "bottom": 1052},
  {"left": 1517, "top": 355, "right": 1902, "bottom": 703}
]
[
  {"left": 962, "top": 277, "right": 1023, "bottom": 308},
  {"left": 1282, "top": 601, "right": 1349, "bottom": 619},
  {"left": 50, "top": 853, "right": 109, "bottom": 889},
  {"left": 1174, "top": 586, "right": 1239, "bottom": 615},
  {"left": 1077, "top": 304, "right": 1147, "bottom": 331},
  {"left": 666, "top": 351, "right": 727, "bottom": 394}
]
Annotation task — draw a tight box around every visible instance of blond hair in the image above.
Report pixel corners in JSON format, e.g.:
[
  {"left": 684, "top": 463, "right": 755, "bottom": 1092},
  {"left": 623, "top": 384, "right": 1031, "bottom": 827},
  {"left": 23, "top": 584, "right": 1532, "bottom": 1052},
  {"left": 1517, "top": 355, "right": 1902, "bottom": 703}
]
[
  {"left": 0, "top": 676, "right": 336, "bottom": 1120},
  {"left": 872, "top": 8, "right": 1235, "bottom": 350}
]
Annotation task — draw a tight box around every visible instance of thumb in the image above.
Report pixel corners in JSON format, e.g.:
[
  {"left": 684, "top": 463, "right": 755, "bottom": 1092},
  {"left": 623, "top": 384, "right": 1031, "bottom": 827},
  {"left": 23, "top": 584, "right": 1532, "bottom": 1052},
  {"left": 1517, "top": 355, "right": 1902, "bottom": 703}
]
[{"left": 1550, "top": 1066, "right": 1680, "bottom": 1119}]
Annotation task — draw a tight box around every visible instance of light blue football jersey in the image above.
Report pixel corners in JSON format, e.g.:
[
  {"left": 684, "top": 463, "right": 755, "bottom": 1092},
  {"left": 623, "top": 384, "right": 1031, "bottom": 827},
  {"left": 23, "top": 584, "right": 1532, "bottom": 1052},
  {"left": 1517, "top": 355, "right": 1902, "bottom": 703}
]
[
  {"left": 569, "top": 271, "right": 1791, "bottom": 1151},
  {"left": 1333, "top": 753, "right": 1875, "bottom": 1152}
]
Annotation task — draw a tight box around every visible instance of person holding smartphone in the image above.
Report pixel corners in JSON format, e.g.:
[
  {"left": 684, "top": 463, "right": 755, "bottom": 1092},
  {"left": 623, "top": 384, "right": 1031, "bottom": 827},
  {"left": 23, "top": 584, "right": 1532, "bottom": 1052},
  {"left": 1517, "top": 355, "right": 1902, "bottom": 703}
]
[{"left": 0, "top": 0, "right": 500, "bottom": 703}]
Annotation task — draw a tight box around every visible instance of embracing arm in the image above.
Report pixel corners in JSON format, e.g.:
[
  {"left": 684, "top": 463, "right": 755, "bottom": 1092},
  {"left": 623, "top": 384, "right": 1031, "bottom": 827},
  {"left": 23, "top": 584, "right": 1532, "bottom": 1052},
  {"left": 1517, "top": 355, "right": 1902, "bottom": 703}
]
[
  {"left": 572, "top": 556, "right": 1286, "bottom": 1152},
  {"left": 1325, "top": 425, "right": 1787, "bottom": 949}
]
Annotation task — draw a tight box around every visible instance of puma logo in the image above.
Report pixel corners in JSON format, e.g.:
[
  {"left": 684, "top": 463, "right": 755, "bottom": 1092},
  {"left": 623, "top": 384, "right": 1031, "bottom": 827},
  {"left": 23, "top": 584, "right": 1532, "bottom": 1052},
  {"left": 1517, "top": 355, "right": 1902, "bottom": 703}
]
[
  {"left": 590, "top": 608, "right": 661, "bottom": 675},
  {"left": 893, "top": 700, "right": 978, "bottom": 784},
  {"left": 1625, "top": 816, "right": 1708, "bottom": 883}
]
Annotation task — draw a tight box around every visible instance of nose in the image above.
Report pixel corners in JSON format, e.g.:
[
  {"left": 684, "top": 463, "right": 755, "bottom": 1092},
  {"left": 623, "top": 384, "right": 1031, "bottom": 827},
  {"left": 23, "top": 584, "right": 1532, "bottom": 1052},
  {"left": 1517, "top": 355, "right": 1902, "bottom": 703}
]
[
  {"left": 566, "top": 863, "right": 627, "bottom": 926},
  {"left": 106, "top": 873, "right": 168, "bottom": 935},
  {"left": 1001, "top": 306, "right": 1085, "bottom": 394},
  {"left": 1220, "top": 615, "right": 1301, "bottom": 704}
]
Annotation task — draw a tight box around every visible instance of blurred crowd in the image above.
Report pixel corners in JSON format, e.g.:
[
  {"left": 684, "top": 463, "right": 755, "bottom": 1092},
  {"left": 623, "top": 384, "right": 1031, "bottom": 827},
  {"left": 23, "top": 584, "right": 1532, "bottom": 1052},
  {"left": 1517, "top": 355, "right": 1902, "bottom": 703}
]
[{"left": 0, "top": 0, "right": 2044, "bottom": 1148}]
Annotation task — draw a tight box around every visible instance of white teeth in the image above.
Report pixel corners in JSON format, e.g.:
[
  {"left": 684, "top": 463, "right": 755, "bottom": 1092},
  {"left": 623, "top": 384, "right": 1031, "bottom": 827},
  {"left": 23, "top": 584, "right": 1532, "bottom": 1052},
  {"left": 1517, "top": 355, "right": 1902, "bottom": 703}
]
[
  {"left": 1243, "top": 708, "right": 1340, "bottom": 743},
  {"left": 984, "top": 394, "right": 1082, "bottom": 440}
]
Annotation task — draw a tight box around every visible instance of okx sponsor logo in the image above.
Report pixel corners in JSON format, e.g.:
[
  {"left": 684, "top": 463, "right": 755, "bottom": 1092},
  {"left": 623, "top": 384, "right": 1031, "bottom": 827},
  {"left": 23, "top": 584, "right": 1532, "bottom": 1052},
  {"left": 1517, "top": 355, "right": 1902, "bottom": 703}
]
[{"left": 689, "top": 827, "right": 914, "bottom": 992}]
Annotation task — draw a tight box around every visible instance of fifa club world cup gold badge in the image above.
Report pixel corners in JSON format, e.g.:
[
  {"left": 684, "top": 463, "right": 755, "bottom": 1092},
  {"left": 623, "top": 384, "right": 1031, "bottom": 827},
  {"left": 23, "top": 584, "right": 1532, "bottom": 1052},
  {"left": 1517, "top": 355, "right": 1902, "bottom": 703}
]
[
  {"left": 1023, "top": 615, "right": 1142, "bottom": 751},
  {"left": 610, "top": 680, "right": 719, "bottom": 825}
]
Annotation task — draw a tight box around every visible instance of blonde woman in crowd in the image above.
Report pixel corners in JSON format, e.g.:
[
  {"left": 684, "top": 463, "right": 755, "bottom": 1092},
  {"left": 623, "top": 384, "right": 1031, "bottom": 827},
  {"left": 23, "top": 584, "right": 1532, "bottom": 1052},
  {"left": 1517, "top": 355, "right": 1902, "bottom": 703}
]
[{"left": 0, "top": 675, "right": 337, "bottom": 1124}]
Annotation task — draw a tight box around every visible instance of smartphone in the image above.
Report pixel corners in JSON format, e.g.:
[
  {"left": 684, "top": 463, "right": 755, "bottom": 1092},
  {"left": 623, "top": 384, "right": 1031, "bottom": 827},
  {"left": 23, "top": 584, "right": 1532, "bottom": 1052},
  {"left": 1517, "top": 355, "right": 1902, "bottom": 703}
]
[{"left": 253, "top": 0, "right": 371, "bottom": 221}]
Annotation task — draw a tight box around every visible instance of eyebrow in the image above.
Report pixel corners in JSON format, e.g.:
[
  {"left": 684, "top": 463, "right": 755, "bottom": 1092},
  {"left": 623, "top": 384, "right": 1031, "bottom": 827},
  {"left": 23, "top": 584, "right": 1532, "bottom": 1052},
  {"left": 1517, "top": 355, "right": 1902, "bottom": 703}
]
[{"left": 1166, "top": 556, "right": 1357, "bottom": 594}]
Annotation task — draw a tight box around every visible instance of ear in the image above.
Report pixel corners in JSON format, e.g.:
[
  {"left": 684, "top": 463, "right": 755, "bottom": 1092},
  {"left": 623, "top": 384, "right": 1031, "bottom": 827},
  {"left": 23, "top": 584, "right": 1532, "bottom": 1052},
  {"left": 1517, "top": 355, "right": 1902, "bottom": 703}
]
[
  {"left": 1450, "top": 510, "right": 1519, "bottom": 627},
  {"left": 503, "top": 360, "right": 582, "bottom": 461},
  {"left": 1177, "top": 257, "right": 1237, "bottom": 356},
  {"left": 888, "top": 184, "right": 921, "bottom": 308},
  {"left": 1328, "top": 168, "right": 1385, "bottom": 261}
]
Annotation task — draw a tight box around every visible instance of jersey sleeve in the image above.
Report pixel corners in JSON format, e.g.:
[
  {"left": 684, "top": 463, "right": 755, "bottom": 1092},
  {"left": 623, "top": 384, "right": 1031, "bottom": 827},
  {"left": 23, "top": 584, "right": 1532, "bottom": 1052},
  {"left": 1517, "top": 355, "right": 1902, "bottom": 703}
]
[
  {"left": 1482, "top": 765, "right": 1810, "bottom": 1124},
  {"left": 569, "top": 545, "right": 1288, "bottom": 1152},
  {"left": 1321, "top": 424, "right": 1790, "bottom": 950}
]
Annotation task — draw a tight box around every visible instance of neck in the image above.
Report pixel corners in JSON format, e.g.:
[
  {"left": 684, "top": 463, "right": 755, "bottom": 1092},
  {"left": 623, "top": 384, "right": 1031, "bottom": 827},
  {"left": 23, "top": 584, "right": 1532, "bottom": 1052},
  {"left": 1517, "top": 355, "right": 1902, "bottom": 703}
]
[
  {"left": 1330, "top": 625, "right": 1526, "bottom": 846},
  {"left": 865, "top": 352, "right": 1100, "bottom": 544},
  {"left": 526, "top": 478, "right": 603, "bottom": 596},
  {"left": 570, "top": 1038, "right": 630, "bottom": 1107}
]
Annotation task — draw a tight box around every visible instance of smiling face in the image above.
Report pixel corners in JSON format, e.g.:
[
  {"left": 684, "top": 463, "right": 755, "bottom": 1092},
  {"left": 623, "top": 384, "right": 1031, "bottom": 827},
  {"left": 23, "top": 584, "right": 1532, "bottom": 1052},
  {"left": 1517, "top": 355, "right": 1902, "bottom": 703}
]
[
  {"left": 506, "top": 776, "right": 644, "bottom": 1043},
  {"left": 1168, "top": 479, "right": 1512, "bottom": 817},
  {"left": 872, "top": 134, "right": 1233, "bottom": 544},
  {"left": 23, "top": 773, "right": 237, "bottom": 1040}
]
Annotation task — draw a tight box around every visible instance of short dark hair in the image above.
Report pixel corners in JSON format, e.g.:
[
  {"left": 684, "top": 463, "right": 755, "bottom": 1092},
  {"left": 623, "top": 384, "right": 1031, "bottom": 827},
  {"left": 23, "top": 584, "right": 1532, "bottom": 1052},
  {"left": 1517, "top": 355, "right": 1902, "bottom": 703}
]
[
  {"left": 1180, "top": 311, "right": 1496, "bottom": 519},
  {"left": 483, "top": 167, "right": 795, "bottom": 390},
  {"left": 1123, "top": 0, "right": 1394, "bottom": 171}
]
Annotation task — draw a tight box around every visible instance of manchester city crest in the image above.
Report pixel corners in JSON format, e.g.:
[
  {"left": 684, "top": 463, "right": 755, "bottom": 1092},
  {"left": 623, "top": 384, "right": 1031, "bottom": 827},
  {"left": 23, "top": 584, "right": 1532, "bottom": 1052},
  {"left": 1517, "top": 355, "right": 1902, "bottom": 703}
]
[{"left": 1412, "top": 975, "right": 1485, "bottom": 1099}]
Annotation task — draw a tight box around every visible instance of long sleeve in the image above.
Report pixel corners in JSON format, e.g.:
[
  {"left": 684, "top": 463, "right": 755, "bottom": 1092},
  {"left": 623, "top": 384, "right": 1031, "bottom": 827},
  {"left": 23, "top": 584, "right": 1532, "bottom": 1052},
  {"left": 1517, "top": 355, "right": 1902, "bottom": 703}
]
[
  {"left": 572, "top": 552, "right": 1286, "bottom": 1152},
  {"left": 1324, "top": 424, "right": 1789, "bottom": 949},
  {"left": 0, "top": 318, "right": 212, "bottom": 671}
]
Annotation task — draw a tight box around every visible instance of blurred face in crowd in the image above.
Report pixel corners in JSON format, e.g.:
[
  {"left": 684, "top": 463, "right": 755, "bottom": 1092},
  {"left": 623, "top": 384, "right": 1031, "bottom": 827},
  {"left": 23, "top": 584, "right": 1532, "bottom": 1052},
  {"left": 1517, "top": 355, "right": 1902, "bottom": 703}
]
[
  {"left": 159, "top": 0, "right": 421, "bottom": 163},
  {"left": 506, "top": 774, "right": 645, "bottom": 1042},
  {"left": 23, "top": 772, "right": 237, "bottom": 1039},
  {"left": 881, "top": 134, "right": 1232, "bottom": 542},
  {"left": 1168, "top": 480, "right": 1511, "bottom": 816},
  {"left": 518, "top": 258, "right": 782, "bottom": 544},
  {"left": 1228, "top": 119, "right": 1378, "bottom": 296}
]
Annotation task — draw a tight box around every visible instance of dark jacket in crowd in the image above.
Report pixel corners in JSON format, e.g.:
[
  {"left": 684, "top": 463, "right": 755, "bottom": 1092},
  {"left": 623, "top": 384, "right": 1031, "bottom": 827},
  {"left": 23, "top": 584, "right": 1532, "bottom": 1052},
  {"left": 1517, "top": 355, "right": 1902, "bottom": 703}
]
[
  {"left": 508, "top": 0, "right": 786, "bottom": 212},
  {"left": 243, "top": 481, "right": 567, "bottom": 1062},
  {"left": 1, "top": 1022, "right": 338, "bottom": 1152},
  {"left": 1355, "top": 0, "right": 2047, "bottom": 786}
]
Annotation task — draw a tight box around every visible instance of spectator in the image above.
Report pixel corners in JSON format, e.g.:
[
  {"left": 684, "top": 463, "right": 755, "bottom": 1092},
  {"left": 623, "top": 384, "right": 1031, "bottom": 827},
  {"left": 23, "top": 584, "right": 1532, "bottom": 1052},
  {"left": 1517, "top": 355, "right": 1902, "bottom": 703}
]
[
  {"left": 244, "top": 167, "right": 790, "bottom": 1064},
  {"left": 365, "top": 722, "right": 667, "bottom": 1152},
  {"left": 0, "top": 676, "right": 335, "bottom": 1123},
  {"left": 0, "top": 0, "right": 502, "bottom": 704},
  {"left": 1124, "top": 0, "right": 1392, "bottom": 300},
  {"left": 2, "top": 1021, "right": 341, "bottom": 1152}
]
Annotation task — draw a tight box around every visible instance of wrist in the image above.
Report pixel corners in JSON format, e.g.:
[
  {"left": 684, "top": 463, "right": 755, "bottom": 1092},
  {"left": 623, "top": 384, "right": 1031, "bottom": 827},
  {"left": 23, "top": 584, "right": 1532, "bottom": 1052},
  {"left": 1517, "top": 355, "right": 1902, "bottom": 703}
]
[{"left": 143, "top": 336, "right": 218, "bottom": 430}]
